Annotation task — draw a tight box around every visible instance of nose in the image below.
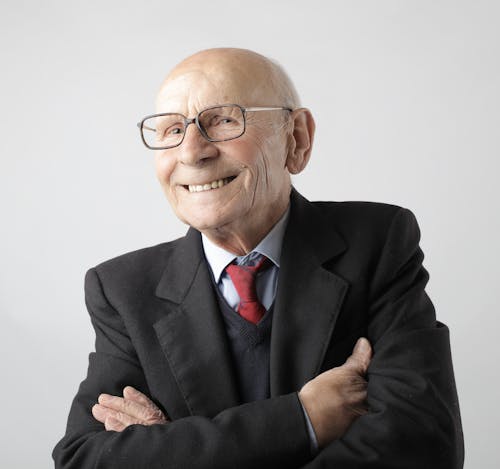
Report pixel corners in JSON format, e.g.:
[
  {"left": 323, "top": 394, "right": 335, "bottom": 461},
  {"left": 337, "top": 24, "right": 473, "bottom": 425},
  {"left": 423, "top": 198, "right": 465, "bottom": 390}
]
[{"left": 178, "top": 121, "right": 218, "bottom": 166}]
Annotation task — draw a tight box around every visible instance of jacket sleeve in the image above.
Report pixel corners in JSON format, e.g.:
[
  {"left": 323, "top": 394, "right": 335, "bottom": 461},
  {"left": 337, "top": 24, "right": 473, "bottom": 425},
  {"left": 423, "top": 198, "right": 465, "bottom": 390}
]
[
  {"left": 52, "top": 268, "right": 312, "bottom": 469},
  {"left": 300, "top": 208, "right": 464, "bottom": 469}
]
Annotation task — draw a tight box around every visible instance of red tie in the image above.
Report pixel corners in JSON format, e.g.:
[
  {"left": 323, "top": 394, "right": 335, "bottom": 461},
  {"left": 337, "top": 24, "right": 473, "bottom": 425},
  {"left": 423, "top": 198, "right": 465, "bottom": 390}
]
[{"left": 225, "top": 255, "right": 272, "bottom": 324}]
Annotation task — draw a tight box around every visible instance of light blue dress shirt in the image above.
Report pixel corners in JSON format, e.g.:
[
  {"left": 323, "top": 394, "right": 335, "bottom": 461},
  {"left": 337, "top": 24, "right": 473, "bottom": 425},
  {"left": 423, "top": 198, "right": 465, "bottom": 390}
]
[{"left": 201, "top": 206, "right": 319, "bottom": 455}]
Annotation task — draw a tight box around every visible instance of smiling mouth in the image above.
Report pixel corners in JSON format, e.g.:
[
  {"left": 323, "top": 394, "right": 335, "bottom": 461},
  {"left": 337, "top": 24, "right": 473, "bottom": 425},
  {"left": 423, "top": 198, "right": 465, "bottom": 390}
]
[{"left": 185, "top": 176, "right": 237, "bottom": 193}]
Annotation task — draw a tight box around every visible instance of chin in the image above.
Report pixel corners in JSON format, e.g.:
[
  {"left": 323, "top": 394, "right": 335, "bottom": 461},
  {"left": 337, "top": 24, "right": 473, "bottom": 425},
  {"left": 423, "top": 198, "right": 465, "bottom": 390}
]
[
  {"left": 182, "top": 212, "right": 228, "bottom": 232},
  {"left": 188, "top": 206, "right": 248, "bottom": 233}
]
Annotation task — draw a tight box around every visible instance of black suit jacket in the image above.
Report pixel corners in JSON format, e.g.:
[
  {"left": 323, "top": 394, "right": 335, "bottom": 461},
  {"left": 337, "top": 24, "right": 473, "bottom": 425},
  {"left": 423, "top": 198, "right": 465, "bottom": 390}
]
[{"left": 53, "top": 190, "right": 464, "bottom": 468}]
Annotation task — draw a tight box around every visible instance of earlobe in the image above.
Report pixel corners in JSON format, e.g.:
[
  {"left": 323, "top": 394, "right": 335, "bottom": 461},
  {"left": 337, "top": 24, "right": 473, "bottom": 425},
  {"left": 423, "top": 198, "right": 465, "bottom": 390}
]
[{"left": 285, "top": 108, "right": 316, "bottom": 174}]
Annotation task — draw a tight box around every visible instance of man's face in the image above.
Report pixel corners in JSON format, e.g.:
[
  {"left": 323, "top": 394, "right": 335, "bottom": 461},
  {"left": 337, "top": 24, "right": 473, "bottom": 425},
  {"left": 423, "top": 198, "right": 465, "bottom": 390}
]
[{"left": 154, "top": 62, "right": 293, "bottom": 243}]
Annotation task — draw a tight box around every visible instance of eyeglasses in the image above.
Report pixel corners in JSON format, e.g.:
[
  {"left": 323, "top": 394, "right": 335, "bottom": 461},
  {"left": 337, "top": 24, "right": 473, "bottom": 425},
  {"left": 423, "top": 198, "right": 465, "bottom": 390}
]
[{"left": 137, "top": 103, "right": 292, "bottom": 150}]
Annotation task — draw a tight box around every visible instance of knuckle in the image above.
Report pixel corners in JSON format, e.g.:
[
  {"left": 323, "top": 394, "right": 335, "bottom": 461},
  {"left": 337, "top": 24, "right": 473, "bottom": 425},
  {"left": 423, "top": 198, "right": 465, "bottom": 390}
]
[
  {"left": 145, "top": 407, "right": 164, "bottom": 423},
  {"left": 153, "top": 408, "right": 165, "bottom": 421}
]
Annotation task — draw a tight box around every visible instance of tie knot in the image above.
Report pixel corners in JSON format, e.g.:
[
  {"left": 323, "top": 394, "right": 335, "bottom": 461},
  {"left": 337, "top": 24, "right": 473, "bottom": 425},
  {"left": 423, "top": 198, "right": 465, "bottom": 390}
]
[{"left": 232, "top": 254, "right": 271, "bottom": 275}]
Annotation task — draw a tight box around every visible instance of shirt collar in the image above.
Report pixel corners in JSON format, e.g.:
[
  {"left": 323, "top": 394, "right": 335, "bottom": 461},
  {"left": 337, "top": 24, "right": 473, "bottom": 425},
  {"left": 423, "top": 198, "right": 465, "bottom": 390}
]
[{"left": 202, "top": 206, "right": 290, "bottom": 283}]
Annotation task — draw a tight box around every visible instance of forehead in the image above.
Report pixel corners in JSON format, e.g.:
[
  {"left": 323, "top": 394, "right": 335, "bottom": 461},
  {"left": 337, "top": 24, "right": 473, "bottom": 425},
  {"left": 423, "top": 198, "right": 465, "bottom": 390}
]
[{"left": 155, "top": 65, "right": 279, "bottom": 115}]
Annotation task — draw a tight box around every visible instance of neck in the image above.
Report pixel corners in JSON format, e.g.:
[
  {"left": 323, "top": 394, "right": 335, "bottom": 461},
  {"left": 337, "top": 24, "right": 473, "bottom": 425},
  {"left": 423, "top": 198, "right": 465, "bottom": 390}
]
[{"left": 201, "top": 202, "right": 289, "bottom": 256}]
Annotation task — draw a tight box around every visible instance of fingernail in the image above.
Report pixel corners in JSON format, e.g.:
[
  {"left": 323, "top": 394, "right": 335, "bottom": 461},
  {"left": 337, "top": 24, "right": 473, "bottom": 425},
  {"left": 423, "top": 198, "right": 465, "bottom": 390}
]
[
  {"left": 354, "top": 337, "right": 370, "bottom": 354},
  {"left": 92, "top": 403, "right": 103, "bottom": 415},
  {"left": 99, "top": 394, "right": 111, "bottom": 404}
]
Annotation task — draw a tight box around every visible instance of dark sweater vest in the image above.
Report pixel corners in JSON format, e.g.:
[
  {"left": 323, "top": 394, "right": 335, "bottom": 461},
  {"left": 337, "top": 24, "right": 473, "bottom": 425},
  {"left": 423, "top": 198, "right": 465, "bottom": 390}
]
[{"left": 213, "top": 285, "right": 274, "bottom": 404}]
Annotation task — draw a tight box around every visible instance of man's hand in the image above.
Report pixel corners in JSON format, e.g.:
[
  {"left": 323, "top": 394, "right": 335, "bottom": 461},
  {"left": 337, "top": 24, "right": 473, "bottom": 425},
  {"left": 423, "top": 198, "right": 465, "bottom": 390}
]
[
  {"left": 298, "top": 337, "right": 372, "bottom": 448},
  {"left": 92, "top": 386, "right": 169, "bottom": 432}
]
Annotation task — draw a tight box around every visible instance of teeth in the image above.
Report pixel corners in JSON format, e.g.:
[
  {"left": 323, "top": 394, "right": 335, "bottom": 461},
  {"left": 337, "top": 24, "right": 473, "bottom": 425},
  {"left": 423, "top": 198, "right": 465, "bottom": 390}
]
[{"left": 188, "top": 178, "right": 232, "bottom": 193}]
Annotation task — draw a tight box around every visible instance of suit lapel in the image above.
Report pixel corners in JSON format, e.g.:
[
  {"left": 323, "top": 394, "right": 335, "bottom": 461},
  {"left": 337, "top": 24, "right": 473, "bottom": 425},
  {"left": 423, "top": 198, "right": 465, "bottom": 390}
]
[
  {"left": 153, "top": 228, "right": 240, "bottom": 417},
  {"left": 270, "top": 190, "right": 349, "bottom": 396}
]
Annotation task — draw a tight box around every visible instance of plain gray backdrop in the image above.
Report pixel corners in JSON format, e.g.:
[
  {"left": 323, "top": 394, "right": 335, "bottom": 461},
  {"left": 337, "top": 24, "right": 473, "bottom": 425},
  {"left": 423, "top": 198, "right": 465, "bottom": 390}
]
[{"left": 1, "top": 1, "right": 499, "bottom": 467}]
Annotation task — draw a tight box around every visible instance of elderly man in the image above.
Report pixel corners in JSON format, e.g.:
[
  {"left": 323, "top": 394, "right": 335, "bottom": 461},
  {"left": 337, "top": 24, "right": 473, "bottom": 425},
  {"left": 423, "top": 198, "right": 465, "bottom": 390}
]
[{"left": 53, "top": 48, "right": 463, "bottom": 468}]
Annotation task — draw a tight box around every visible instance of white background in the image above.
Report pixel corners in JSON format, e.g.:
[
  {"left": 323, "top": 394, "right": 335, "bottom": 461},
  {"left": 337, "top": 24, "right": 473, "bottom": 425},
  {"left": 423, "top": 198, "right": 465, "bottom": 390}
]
[{"left": 1, "top": 1, "right": 498, "bottom": 467}]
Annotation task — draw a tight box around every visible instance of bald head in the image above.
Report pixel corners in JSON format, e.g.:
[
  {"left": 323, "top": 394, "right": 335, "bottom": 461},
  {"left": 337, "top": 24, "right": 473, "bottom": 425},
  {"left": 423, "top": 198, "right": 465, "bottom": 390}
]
[{"left": 156, "top": 48, "right": 300, "bottom": 113}]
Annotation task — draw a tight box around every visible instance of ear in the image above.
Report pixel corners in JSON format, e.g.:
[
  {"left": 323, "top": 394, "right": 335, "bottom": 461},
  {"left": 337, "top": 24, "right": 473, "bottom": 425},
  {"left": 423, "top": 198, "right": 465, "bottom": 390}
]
[{"left": 285, "top": 108, "right": 316, "bottom": 174}]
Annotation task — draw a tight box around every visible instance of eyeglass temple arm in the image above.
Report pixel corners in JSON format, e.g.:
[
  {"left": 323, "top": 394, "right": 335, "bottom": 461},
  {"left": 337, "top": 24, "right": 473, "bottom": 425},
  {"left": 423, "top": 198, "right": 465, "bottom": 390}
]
[
  {"left": 137, "top": 122, "right": 156, "bottom": 132},
  {"left": 244, "top": 106, "right": 292, "bottom": 112}
]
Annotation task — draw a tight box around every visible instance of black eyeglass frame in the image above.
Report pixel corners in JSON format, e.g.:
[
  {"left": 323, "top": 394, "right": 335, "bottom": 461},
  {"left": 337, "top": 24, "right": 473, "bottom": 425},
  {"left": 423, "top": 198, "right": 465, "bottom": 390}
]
[{"left": 137, "top": 103, "right": 293, "bottom": 150}]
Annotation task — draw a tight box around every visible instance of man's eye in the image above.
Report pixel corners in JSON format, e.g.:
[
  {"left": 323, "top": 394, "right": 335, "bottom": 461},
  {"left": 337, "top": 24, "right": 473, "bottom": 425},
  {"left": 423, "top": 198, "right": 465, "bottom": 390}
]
[
  {"left": 165, "top": 126, "right": 183, "bottom": 135},
  {"left": 213, "top": 116, "right": 235, "bottom": 126}
]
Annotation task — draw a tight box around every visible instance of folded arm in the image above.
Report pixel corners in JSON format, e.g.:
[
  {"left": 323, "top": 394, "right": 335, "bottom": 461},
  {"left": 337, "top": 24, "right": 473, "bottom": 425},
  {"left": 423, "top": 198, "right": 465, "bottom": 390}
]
[{"left": 299, "top": 208, "right": 464, "bottom": 468}]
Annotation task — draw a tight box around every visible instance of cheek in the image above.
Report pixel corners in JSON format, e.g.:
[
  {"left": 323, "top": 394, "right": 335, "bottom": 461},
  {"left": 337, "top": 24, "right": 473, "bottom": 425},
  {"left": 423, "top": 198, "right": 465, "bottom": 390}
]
[
  {"left": 251, "top": 138, "right": 287, "bottom": 186},
  {"left": 155, "top": 152, "right": 176, "bottom": 187},
  {"left": 229, "top": 134, "right": 274, "bottom": 173}
]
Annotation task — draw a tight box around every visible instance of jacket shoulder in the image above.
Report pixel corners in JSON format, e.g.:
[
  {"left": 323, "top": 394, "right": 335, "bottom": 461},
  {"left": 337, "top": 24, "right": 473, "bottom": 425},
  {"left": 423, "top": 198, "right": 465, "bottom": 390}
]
[
  {"left": 88, "top": 236, "right": 186, "bottom": 287},
  {"left": 312, "top": 200, "right": 403, "bottom": 221},
  {"left": 309, "top": 200, "right": 420, "bottom": 249}
]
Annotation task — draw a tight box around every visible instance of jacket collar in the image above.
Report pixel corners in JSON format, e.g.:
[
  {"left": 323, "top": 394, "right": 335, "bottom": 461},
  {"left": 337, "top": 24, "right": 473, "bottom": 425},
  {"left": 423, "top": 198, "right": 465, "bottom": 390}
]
[{"left": 269, "top": 188, "right": 348, "bottom": 396}]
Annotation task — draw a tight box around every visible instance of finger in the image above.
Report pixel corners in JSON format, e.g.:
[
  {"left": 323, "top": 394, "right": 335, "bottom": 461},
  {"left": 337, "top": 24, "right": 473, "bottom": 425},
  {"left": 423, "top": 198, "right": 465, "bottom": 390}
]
[
  {"left": 94, "top": 402, "right": 140, "bottom": 427},
  {"left": 99, "top": 393, "right": 166, "bottom": 424},
  {"left": 92, "top": 403, "right": 112, "bottom": 424},
  {"left": 123, "top": 387, "right": 169, "bottom": 423},
  {"left": 344, "top": 337, "right": 372, "bottom": 373},
  {"left": 105, "top": 415, "right": 127, "bottom": 432},
  {"left": 98, "top": 394, "right": 146, "bottom": 420},
  {"left": 123, "top": 386, "right": 145, "bottom": 403},
  {"left": 98, "top": 394, "right": 124, "bottom": 412},
  {"left": 123, "top": 386, "right": 156, "bottom": 409}
]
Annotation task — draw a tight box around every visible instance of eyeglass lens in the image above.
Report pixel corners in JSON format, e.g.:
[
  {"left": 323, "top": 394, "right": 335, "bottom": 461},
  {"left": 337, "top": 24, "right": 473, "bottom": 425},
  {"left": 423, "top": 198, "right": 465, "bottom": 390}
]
[{"left": 141, "top": 105, "right": 245, "bottom": 149}]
